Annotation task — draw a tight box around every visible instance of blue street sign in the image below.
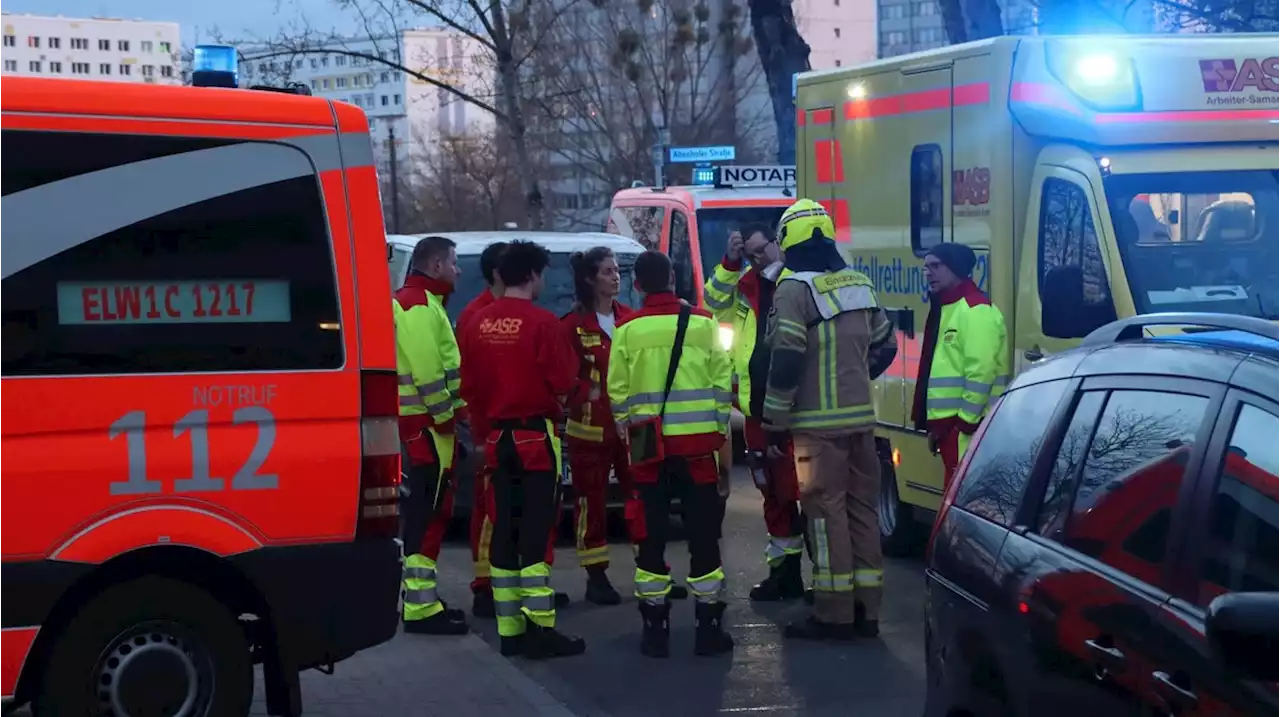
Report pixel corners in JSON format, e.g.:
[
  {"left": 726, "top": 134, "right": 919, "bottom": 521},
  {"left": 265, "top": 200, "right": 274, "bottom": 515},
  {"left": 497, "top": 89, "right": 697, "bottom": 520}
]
[{"left": 668, "top": 145, "right": 736, "bottom": 163}]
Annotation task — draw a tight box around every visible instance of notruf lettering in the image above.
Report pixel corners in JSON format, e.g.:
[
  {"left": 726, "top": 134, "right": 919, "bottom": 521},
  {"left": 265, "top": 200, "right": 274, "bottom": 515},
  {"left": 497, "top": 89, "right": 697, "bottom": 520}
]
[{"left": 193, "top": 384, "right": 279, "bottom": 408}]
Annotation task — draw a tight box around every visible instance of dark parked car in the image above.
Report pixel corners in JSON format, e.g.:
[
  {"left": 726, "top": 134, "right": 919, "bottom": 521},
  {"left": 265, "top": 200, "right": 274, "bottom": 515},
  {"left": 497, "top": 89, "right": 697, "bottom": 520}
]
[{"left": 925, "top": 313, "right": 1279, "bottom": 717}]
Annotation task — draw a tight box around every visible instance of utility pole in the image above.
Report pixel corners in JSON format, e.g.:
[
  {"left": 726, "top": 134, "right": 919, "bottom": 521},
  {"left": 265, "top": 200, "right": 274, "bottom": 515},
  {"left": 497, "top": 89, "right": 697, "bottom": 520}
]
[{"left": 387, "top": 123, "right": 401, "bottom": 233}]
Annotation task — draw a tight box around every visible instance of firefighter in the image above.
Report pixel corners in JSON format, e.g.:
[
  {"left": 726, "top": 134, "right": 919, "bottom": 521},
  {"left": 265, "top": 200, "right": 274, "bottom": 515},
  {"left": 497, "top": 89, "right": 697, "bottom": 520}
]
[
  {"left": 702, "top": 224, "right": 808, "bottom": 602},
  {"left": 394, "top": 236, "right": 470, "bottom": 635},
  {"left": 458, "top": 240, "right": 586, "bottom": 659},
  {"left": 761, "top": 199, "right": 897, "bottom": 641},
  {"left": 608, "top": 251, "right": 735, "bottom": 658},
  {"left": 910, "top": 243, "right": 1009, "bottom": 487},
  {"left": 457, "top": 241, "right": 507, "bottom": 619}
]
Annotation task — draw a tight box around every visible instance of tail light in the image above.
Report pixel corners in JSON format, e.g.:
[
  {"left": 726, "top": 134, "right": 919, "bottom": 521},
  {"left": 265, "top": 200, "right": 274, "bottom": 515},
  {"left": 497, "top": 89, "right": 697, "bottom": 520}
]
[
  {"left": 358, "top": 369, "right": 401, "bottom": 539},
  {"left": 926, "top": 398, "right": 1002, "bottom": 561}
]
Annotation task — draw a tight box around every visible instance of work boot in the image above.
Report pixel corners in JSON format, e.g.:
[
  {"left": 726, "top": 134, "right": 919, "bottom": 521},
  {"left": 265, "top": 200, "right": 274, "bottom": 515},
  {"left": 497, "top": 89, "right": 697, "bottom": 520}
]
[
  {"left": 854, "top": 602, "right": 879, "bottom": 638},
  {"left": 499, "top": 635, "right": 524, "bottom": 657},
  {"left": 804, "top": 588, "right": 815, "bottom": 605},
  {"left": 783, "top": 615, "right": 856, "bottom": 641},
  {"left": 638, "top": 602, "right": 671, "bottom": 658},
  {"left": 555, "top": 592, "right": 572, "bottom": 609},
  {"left": 439, "top": 600, "right": 467, "bottom": 622},
  {"left": 669, "top": 583, "right": 690, "bottom": 600},
  {"left": 472, "top": 590, "right": 496, "bottom": 619},
  {"left": 403, "top": 611, "right": 468, "bottom": 636},
  {"left": 749, "top": 554, "right": 805, "bottom": 601},
  {"left": 523, "top": 623, "right": 587, "bottom": 660},
  {"left": 693, "top": 602, "right": 735, "bottom": 656},
  {"left": 584, "top": 566, "right": 622, "bottom": 605}
]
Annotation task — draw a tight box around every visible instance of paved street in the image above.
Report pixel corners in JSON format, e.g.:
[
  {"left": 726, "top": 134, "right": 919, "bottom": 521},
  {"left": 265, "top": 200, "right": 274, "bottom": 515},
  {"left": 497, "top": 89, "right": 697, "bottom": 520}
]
[{"left": 254, "top": 468, "right": 928, "bottom": 716}]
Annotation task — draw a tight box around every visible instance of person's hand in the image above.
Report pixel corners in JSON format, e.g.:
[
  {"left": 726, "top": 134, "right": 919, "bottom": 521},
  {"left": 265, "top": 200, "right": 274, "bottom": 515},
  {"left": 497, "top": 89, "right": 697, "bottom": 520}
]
[
  {"left": 766, "top": 444, "right": 786, "bottom": 460},
  {"left": 726, "top": 230, "right": 744, "bottom": 262}
]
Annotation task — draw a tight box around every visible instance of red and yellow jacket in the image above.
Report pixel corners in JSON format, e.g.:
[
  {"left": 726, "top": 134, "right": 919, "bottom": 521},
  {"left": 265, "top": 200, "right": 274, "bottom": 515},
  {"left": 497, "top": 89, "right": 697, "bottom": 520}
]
[{"left": 560, "top": 301, "right": 632, "bottom": 445}]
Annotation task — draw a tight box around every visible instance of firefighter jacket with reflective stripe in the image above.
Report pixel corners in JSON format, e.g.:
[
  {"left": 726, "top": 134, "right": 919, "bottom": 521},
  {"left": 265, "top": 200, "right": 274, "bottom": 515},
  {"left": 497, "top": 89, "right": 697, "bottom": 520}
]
[
  {"left": 913, "top": 279, "right": 1009, "bottom": 429},
  {"left": 394, "top": 274, "right": 463, "bottom": 430},
  {"left": 762, "top": 268, "right": 896, "bottom": 434},
  {"left": 702, "top": 257, "right": 783, "bottom": 418},
  {"left": 608, "top": 292, "right": 732, "bottom": 458},
  {"left": 560, "top": 301, "right": 632, "bottom": 444}
]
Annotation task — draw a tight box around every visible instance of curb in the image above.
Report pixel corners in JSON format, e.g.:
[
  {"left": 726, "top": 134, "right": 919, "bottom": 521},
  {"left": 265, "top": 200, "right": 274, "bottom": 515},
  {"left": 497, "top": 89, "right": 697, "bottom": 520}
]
[{"left": 457, "top": 634, "right": 580, "bottom": 717}]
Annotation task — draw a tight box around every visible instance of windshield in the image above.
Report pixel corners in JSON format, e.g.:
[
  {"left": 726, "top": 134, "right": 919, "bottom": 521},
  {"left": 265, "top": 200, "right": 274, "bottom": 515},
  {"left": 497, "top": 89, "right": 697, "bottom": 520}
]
[
  {"left": 695, "top": 206, "right": 787, "bottom": 281},
  {"left": 1104, "top": 171, "right": 1279, "bottom": 320},
  {"left": 445, "top": 252, "right": 642, "bottom": 325}
]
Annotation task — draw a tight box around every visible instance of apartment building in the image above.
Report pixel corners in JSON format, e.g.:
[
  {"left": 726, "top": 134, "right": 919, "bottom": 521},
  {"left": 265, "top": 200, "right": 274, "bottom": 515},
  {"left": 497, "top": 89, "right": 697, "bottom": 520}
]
[
  {"left": 796, "top": 0, "right": 878, "bottom": 69},
  {"left": 1, "top": 13, "right": 180, "bottom": 84},
  {"left": 238, "top": 28, "right": 493, "bottom": 186},
  {"left": 876, "top": 0, "right": 1036, "bottom": 57}
]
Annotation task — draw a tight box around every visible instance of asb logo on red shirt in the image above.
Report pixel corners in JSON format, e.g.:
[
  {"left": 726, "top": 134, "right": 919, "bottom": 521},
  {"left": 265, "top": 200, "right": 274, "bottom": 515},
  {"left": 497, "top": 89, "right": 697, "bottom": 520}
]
[{"left": 479, "top": 317, "right": 523, "bottom": 343}]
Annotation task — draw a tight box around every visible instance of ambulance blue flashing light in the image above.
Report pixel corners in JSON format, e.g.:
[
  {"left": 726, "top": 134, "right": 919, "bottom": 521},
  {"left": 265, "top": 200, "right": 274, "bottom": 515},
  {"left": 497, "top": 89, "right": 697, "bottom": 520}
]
[
  {"left": 692, "top": 167, "right": 716, "bottom": 186},
  {"left": 192, "top": 44, "right": 239, "bottom": 88}
]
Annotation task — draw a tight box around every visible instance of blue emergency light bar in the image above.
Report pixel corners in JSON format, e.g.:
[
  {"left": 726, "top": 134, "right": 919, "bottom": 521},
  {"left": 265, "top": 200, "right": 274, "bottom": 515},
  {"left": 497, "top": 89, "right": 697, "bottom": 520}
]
[
  {"left": 192, "top": 44, "right": 239, "bottom": 88},
  {"left": 692, "top": 167, "right": 716, "bottom": 186}
]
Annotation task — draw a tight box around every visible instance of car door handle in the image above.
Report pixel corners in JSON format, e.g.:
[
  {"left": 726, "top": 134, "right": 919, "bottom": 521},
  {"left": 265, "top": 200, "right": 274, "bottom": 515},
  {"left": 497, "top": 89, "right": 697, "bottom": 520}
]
[
  {"left": 1152, "top": 671, "right": 1197, "bottom": 709},
  {"left": 1084, "top": 638, "right": 1126, "bottom": 668},
  {"left": 1024, "top": 346, "right": 1044, "bottom": 362}
]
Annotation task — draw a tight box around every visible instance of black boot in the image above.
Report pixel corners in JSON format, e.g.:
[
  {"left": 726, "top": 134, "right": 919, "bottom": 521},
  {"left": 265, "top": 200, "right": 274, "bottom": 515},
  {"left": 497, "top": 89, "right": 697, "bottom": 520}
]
[
  {"left": 749, "top": 554, "right": 805, "bottom": 601},
  {"left": 403, "top": 611, "right": 468, "bottom": 635},
  {"left": 472, "top": 590, "right": 496, "bottom": 619},
  {"left": 804, "top": 588, "right": 815, "bottom": 605},
  {"left": 500, "top": 635, "right": 524, "bottom": 657},
  {"left": 555, "top": 592, "right": 572, "bottom": 609},
  {"left": 783, "top": 615, "right": 856, "bottom": 641},
  {"left": 668, "top": 584, "right": 690, "bottom": 600},
  {"left": 523, "top": 623, "right": 587, "bottom": 659},
  {"left": 638, "top": 602, "right": 671, "bottom": 658},
  {"left": 854, "top": 601, "right": 879, "bottom": 638},
  {"left": 693, "top": 602, "right": 734, "bottom": 656},
  {"left": 439, "top": 600, "right": 467, "bottom": 622},
  {"left": 584, "top": 566, "right": 622, "bottom": 605}
]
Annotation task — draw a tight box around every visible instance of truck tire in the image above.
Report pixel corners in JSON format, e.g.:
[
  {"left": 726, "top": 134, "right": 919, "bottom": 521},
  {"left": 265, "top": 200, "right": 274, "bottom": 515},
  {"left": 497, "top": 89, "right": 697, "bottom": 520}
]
[
  {"left": 879, "top": 453, "right": 925, "bottom": 558},
  {"left": 36, "top": 576, "right": 253, "bottom": 717}
]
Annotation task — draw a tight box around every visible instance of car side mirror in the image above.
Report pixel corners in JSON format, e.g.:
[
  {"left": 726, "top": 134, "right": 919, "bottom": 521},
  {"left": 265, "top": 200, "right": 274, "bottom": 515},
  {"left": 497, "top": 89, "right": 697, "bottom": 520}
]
[{"left": 1206, "top": 591, "right": 1278, "bottom": 683}]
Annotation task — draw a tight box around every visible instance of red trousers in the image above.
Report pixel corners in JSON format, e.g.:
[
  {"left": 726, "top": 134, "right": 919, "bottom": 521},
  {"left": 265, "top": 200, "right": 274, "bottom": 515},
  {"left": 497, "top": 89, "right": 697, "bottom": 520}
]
[
  {"left": 935, "top": 424, "right": 972, "bottom": 491},
  {"left": 569, "top": 437, "right": 632, "bottom": 569},
  {"left": 744, "top": 418, "right": 804, "bottom": 568},
  {"left": 401, "top": 428, "right": 456, "bottom": 562}
]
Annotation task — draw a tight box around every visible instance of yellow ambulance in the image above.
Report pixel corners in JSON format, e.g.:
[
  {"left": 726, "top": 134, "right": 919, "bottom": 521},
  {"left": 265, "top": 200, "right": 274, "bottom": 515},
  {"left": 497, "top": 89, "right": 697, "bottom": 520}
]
[{"left": 793, "top": 34, "right": 1279, "bottom": 553}]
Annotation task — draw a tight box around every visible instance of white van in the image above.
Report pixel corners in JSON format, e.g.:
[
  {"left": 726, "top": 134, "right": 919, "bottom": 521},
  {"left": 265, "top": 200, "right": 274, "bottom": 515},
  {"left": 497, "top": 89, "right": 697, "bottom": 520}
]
[{"left": 387, "top": 231, "right": 648, "bottom": 522}]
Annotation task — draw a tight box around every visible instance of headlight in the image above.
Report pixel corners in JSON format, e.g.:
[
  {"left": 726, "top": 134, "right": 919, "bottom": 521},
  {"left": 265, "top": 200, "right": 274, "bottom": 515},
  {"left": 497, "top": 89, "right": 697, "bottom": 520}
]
[{"left": 718, "top": 325, "right": 735, "bottom": 352}]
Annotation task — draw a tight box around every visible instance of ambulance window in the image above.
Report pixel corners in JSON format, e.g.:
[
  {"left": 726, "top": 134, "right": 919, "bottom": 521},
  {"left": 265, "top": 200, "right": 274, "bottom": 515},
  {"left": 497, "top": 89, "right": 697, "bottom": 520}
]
[
  {"left": 1038, "top": 178, "right": 1116, "bottom": 339},
  {"left": 910, "top": 144, "right": 945, "bottom": 255},
  {"left": 0, "top": 130, "right": 343, "bottom": 376},
  {"left": 670, "top": 210, "right": 696, "bottom": 303},
  {"left": 610, "top": 205, "right": 665, "bottom": 252}
]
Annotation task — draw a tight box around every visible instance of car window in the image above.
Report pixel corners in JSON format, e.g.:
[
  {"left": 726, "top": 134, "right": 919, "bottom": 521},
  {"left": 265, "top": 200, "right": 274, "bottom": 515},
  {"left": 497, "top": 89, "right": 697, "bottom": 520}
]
[
  {"left": 389, "top": 247, "right": 411, "bottom": 290},
  {"left": 444, "top": 252, "right": 641, "bottom": 326},
  {"left": 1036, "top": 391, "right": 1107, "bottom": 538},
  {"left": 1, "top": 130, "right": 342, "bottom": 376},
  {"left": 1198, "top": 403, "right": 1278, "bottom": 607},
  {"left": 952, "top": 379, "right": 1069, "bottom": 528},
  {"left": 670, "top": 210, "right": 695, "bottom": 303},
  {"left": 1061, "top": 390, "right": 1211, "bottom": 585}
]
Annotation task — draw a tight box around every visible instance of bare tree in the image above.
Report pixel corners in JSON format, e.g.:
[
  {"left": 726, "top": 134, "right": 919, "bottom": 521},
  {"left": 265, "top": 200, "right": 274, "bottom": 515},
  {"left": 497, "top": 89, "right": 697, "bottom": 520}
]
[
  {"left": 235, "top": 0, "right": 585, "bottom": 229},
  {"left": 744, "top": 0, "right": 810, "bottom": 165},
  {"left": 404, "top": 129, "right": 528, "bottom": 231},
  {"left": 527, "top": 0, "right": 768, "bottom": 228},
  {"left": 938, "top": 0, "right": 1275, "bottom": 43}
]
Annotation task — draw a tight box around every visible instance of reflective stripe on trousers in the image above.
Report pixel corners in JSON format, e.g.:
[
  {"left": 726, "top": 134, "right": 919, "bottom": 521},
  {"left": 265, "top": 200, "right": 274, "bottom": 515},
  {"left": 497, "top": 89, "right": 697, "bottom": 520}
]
[
  {"left": 688, "top": 567, "right": 726, "bottom": 603},
  {"left": 521, "top": 563, "right": 556, "bottom": 628},
  {"left": 634, "top": 567, "right": 672, "bottom": 605},
  {"left": 402, "top": 554, "right": 444, "bottom": 621},
  {"left": 764, "top": 535, "right": 804, "bottom": 567},
  {"left": 491, "top": 569, "right": 526, "bottom": 637},
  {"left": 808, "top": 518, "right": 855, "bottom": 593}
]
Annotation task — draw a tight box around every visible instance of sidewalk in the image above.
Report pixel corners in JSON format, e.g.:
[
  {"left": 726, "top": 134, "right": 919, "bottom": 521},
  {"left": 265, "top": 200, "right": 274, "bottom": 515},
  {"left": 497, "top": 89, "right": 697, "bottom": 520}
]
[{"left": 251, "top": 631, "right": 580, "bottom": 717}]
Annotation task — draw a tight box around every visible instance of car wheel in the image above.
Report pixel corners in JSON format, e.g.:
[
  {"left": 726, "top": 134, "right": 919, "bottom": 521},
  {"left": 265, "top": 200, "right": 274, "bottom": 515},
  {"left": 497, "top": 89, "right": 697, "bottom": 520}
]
[
  {"left": 37, "top": 577, "right": 253, "bottom": 717},
  {"left": 879, "top": 452, "right": 924, "bottom": 557}
]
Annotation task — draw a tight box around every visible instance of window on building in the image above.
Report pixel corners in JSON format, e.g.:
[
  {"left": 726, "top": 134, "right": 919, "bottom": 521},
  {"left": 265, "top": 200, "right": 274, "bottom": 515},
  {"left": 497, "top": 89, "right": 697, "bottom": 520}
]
[
  {"left": 160, "top": 65, "right": 174, "bottom": 78},
  {"left": 27, "top": 36, "right": 40, "bottom": 48},
  {"left": 834, "top": 27, "right": 841, "bottom": 38},
  {"left": 142, "top": 65, "right": 154, "bottom": 77},
  {"left": 3, "top": 60, "right": 16, "bottom": 72},
  {"left": 321, "top": 56, "right": 330, "bottom": 67},
  {"left": 99, "top": 39, "right": 110, "bottom": 51},
  {"left": 910, "top": 144, "right": 944, "bottom": 254},
  {"left": 336, "top": 77, "right": 347, "bottom": 88},
  {"left": 2, "top": 34, "right": 15, "bottom": 48},
  {"left": 354, "top": 74, "right": 364, "bottom": 87},
  {"left": 28, "top": 61, "right": 41, "bottom": 73},
  {"left": 141, "top": 40, "right": 153, "bottom": 52},
  {"left": 1059, "top": 390, "right": 1211, "bottom": 587},
  {"left": 835, "top": 59, "right": 842, "bottom": 67},
  {"left": 1037, "top": 178, "right": 1116, "bottom": 338},
  {"left": 352, "top": 96, "right": 362, "bottom": 108},
  {"left": 48, "top": 37, "right": 61, "bottom": 49},
  {"left": 119, "top": 64, "right": 132, "bottom": 76},
  {"left": 99, "top": 63, "right": 112, "bottom": 75},
  {"left": 310, "top": 58, "right": 318, "bottom": 69},
  {"left": 159, "top": 41, "right": 171, "bottom": 53},
  {"left": 917, "top": 1, "right": 939, "bottom": 15},
  {"left": 118, "top": 40, "right": 130, "bottom": 51},
  {"left": 72, "top": 62, "right": 90, "bottom": 74},
  {"left": 322, "top": 79, "right": 330, "bottom": 89},
  {"left": 336, "top": 55, "right": 347, "bottom": 66},
  {"left": 380, "top": 71, "right": 390, "bottom": 82},
  {"left": 295, "top": 60, "right": 303, "bottom": 68},
  {"left": 394, "top": 94, "right": 401, "bottom": 104},
  {"left": 0, "top": 130, "right": 344, "bottom": 375},
  {"left": 381, "top": 95, "right": 389, "bottom": 106},
  {"left": 71, "top": 38, "right": 89, "bottom": 50}
]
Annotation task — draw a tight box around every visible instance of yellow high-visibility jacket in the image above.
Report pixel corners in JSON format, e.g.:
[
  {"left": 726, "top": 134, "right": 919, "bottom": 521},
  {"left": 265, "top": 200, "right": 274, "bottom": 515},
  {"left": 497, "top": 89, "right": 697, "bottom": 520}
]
[{"left": 394, "top": 274, "right": 463, "bottom": 427}]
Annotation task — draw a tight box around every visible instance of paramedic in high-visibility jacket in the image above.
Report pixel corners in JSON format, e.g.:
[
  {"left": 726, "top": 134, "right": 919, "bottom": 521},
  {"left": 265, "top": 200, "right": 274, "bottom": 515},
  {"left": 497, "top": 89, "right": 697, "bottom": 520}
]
[
  {"left": 761, "top": 199, "right": 898, "bottom": 642},
  {"left": 608, "top": 251, "right": 735, "bottom": 659},
  {"left": 701, "top": 224, "right": 808, "bottom": 602},
  {"left": 394, "top": 236, "right": 469, "bottom": 635},
  {"left": 458, "top": 240, "right": 587, "bottom": 660},
  {"left": 910, "top": 243, "right": 1009, "bottom": 487}
]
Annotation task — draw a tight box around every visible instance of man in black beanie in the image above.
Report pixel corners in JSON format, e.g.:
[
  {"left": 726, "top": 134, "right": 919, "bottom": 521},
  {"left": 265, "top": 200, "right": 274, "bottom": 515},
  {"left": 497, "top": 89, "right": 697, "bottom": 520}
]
[{"left": 909, "top": 243, "right": 1009, "bottom": 488}]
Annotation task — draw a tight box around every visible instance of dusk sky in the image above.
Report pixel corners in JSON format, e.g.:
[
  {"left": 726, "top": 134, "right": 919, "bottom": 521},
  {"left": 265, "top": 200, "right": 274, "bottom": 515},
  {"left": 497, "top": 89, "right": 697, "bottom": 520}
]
[{"left": 2, "top": 0, "right": 377, "bottom": 44}]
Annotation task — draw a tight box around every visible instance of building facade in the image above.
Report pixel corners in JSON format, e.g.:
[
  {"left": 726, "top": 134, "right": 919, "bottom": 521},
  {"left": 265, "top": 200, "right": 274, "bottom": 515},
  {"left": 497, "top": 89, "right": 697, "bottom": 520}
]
[
  {"left": 1, "top": 13, "right": 180, "bottom": 83},
  {"left": 876, "top": 0, "right": 1036, "bottom": 57},
  {"left": 796, "top": 0, "right": 878, "bottom": 69}
]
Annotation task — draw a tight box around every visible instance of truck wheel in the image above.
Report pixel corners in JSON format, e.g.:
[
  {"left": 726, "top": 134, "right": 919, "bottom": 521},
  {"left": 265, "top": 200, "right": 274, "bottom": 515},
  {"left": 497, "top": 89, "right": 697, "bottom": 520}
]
[
  {"left": 879, "top": 455, "right": 924, "bottom": 558},
  {"left": 36, "top": 577, "right": 253, "bottom": 717}
]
